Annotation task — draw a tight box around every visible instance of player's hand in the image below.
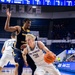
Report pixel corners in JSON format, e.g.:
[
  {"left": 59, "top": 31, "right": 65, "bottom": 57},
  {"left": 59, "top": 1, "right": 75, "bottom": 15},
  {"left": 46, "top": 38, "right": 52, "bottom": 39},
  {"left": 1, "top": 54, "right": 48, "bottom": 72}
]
[
  {"left": 47, "top": 51, "right": 56, "bottom": 60},
  {"left": 6, "top": 8, "right": 11, "bottom": 18},
  {"left": 25, "top": 61, "right": 28, "bottom": 67},
  {"left": 20, "top": 44, "right": 27, "bottom": 50}
]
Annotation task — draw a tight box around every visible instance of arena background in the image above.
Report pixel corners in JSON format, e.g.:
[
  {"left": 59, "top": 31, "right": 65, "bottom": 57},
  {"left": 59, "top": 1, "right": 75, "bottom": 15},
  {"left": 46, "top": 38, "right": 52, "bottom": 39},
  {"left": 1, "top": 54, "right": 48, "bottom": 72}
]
[{"left": 0, "top": 2, "right": 75, "bottom": 75}]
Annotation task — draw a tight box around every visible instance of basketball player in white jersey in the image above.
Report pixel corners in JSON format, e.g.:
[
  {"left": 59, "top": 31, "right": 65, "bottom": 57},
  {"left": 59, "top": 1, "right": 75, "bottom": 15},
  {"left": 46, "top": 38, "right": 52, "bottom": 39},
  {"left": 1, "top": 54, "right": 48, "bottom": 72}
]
[
  {"left": 0, "top": 32, "right": 17, "bottom": 72},
  {"left": 22, "top": 34, "right": 61, "bottom": 75}
]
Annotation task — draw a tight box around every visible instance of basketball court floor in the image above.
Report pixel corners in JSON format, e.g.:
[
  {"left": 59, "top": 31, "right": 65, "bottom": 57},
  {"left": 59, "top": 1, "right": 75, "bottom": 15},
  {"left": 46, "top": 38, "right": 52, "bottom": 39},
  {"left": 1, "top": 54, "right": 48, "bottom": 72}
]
[{"left": 0, "top": 67, "right": 75, "bottom": 75}]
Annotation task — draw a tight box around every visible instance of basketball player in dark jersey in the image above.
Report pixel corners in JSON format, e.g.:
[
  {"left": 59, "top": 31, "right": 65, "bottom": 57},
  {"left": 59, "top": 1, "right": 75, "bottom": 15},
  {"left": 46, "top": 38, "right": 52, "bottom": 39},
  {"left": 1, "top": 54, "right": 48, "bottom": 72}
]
[{"left": 4, "top": 8, "right": 36, "bottom": 75}]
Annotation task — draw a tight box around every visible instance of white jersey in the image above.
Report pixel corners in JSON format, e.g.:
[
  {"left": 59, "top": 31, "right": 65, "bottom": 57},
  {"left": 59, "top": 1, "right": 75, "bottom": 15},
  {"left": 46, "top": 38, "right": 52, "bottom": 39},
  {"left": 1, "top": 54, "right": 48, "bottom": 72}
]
[
  {"left": 27, "top": 42, "right": 61, "bottom": 75},
  {"left": 27, "top": 41, "right": 44, "bottom": 65},
  {"left": 3, "top": 38, "right": 16, "bottom": 54}
]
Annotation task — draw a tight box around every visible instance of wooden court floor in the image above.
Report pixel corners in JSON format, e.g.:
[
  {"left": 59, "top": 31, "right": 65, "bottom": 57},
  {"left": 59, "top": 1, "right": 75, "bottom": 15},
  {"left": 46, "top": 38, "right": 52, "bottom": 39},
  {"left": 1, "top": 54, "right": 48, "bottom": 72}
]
[
  {"left": 0, "top": 73, "right": 31, "bottom": 75},
  {"left": 0, "top": 67, "right": 32, "bottom": 75}
]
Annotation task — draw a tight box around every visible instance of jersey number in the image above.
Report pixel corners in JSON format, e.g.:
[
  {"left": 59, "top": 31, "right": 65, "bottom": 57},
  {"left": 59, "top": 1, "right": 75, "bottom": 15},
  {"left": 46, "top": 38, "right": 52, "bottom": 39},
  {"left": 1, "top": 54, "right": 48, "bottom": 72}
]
[{"left": 33, "top": 53, "right": 39, "bottom": 58}]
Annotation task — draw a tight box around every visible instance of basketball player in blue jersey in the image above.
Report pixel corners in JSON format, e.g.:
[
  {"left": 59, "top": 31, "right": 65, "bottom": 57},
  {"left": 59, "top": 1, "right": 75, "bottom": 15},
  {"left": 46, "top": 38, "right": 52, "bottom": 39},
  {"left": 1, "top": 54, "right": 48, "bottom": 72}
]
[
  {"left": 0, "top": 32, "right": 17, "bottom": 73},
  {"left": 23, "top": 34, "right": 61, "bottom": 75},
  {"left": 4, "top": 8, "right": 36, "bottom": 75}
]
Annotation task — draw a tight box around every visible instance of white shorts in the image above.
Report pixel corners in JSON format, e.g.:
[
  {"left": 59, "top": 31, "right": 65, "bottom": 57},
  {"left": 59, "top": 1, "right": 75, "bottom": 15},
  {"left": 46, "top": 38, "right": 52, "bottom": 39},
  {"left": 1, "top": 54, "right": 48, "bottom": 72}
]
[
  {"left": 0, "top": 53, "right": 15, "bottom": 68},
  {"left": 34, "top": 61, "right": 61, "bottom": 75}
]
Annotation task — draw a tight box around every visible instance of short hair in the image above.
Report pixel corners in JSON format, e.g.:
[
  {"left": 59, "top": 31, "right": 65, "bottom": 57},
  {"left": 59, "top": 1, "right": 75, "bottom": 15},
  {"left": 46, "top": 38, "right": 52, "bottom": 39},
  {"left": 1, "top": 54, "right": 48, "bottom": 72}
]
[
  {"left": 26, "top": 34, "right": 36, "bottom": 41},
  {"left": 11, "top": 32, "right": 17, "bottom": 37},
  {"left": 23, "top": 18, "right": 31, "bottom": 23}
]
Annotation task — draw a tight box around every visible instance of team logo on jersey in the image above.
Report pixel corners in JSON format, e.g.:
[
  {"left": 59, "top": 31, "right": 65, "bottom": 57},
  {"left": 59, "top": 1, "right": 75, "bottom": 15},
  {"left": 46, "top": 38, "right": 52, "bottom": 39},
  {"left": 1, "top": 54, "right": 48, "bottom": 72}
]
[{"left": 29, "top": 49, "right": 40, "bottom": 55}]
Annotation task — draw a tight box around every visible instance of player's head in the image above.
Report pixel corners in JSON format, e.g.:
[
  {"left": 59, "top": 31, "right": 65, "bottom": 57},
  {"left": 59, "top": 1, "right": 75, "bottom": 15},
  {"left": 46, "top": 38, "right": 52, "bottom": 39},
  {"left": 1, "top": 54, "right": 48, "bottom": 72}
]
[
  {"left": 23, "top": 18, "right": 31, "bottom": 29},
  {"left": 26, "top": 34, "right": 36, "bottom": 45},
  {"left": 11, "top": 32, "right": 17, "bottom": 38}
]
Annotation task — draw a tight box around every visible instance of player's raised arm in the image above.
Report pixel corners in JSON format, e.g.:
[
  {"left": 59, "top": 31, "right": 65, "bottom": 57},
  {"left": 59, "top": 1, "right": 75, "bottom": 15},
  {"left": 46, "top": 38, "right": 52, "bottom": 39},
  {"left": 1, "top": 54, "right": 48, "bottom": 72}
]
[{"left": 4, "top": 8, "right": 21, "bottom": 33}]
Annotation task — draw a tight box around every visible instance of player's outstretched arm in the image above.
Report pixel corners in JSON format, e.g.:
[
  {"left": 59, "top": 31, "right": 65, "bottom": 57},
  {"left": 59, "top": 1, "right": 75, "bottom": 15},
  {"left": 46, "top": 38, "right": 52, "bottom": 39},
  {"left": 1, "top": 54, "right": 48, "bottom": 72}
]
[{"left": 4, "top": 8, "right": 21, "bottom": 33}]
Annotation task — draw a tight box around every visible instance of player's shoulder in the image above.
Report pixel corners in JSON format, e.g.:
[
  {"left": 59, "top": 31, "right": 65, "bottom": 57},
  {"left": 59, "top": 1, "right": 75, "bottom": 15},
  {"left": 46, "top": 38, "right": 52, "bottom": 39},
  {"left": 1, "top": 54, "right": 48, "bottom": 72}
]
[
  {"left": 37, "top": 41, "right": 42, "bottom": 44},
  {"left": 37, "top": 41, "right": 44, "bottom": 48},
  {"left": 12, "top": 39, "right": 16, "bottom": 41},
  {"left": 36, "top": 41, "right": 42, "bottom": 46},
  {"left": 6, "top": 39, "right": 11, "bottom": 41},
  {"left": 7, "top": 39, "right": 16, "bottom": 42},
  {"left": 14, "top": 26, "right": 21, "bottom": 34},
  {"left": 5, "top": 39, "right": 11, "bottom": 44}
]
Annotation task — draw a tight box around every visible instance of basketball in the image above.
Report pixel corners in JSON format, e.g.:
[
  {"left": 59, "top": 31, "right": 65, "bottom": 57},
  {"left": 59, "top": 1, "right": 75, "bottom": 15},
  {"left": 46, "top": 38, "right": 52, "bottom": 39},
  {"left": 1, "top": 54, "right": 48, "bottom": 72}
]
[{"left": 44, "top": 51, "right": 56, "bottom": 64}]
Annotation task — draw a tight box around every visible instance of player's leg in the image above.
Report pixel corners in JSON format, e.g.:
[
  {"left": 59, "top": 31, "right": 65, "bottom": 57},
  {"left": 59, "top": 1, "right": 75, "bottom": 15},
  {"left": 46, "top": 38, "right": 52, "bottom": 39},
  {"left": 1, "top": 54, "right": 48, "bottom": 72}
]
[
  {"left": 13, "top": 47, "right": 24, "bottom": 75},
  {"left": 9, "top": 54, "right": 19, "bottom": 75},
  {"left": 49, "top": 64, "right": 61, "bottom": 75},
  {"left": 44, "top": 63, "right": 61, "bottom": 75},
  {"left": 34, "top": 66, "right": 45, "bottom": 75},
  {"left": 14, "top": 54, "right": 19, "bottom": 75},
  {"left": 26, "top": 54, "right": 36, "bottom": 75},
  {"left": 0, "top": 54, "right": 9, "bottom": 71},
  {"left": 14, "top": 60, "right": 24, "bottom": 75},
  {"left": 18, "top": 57, "right": 24, "bottom": 75},
  {"left": 14, "top": 63, "right": 18, "bottom": 75},
  {"left": 14, "top": 54, "right": 24, "bottom": 75}
]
